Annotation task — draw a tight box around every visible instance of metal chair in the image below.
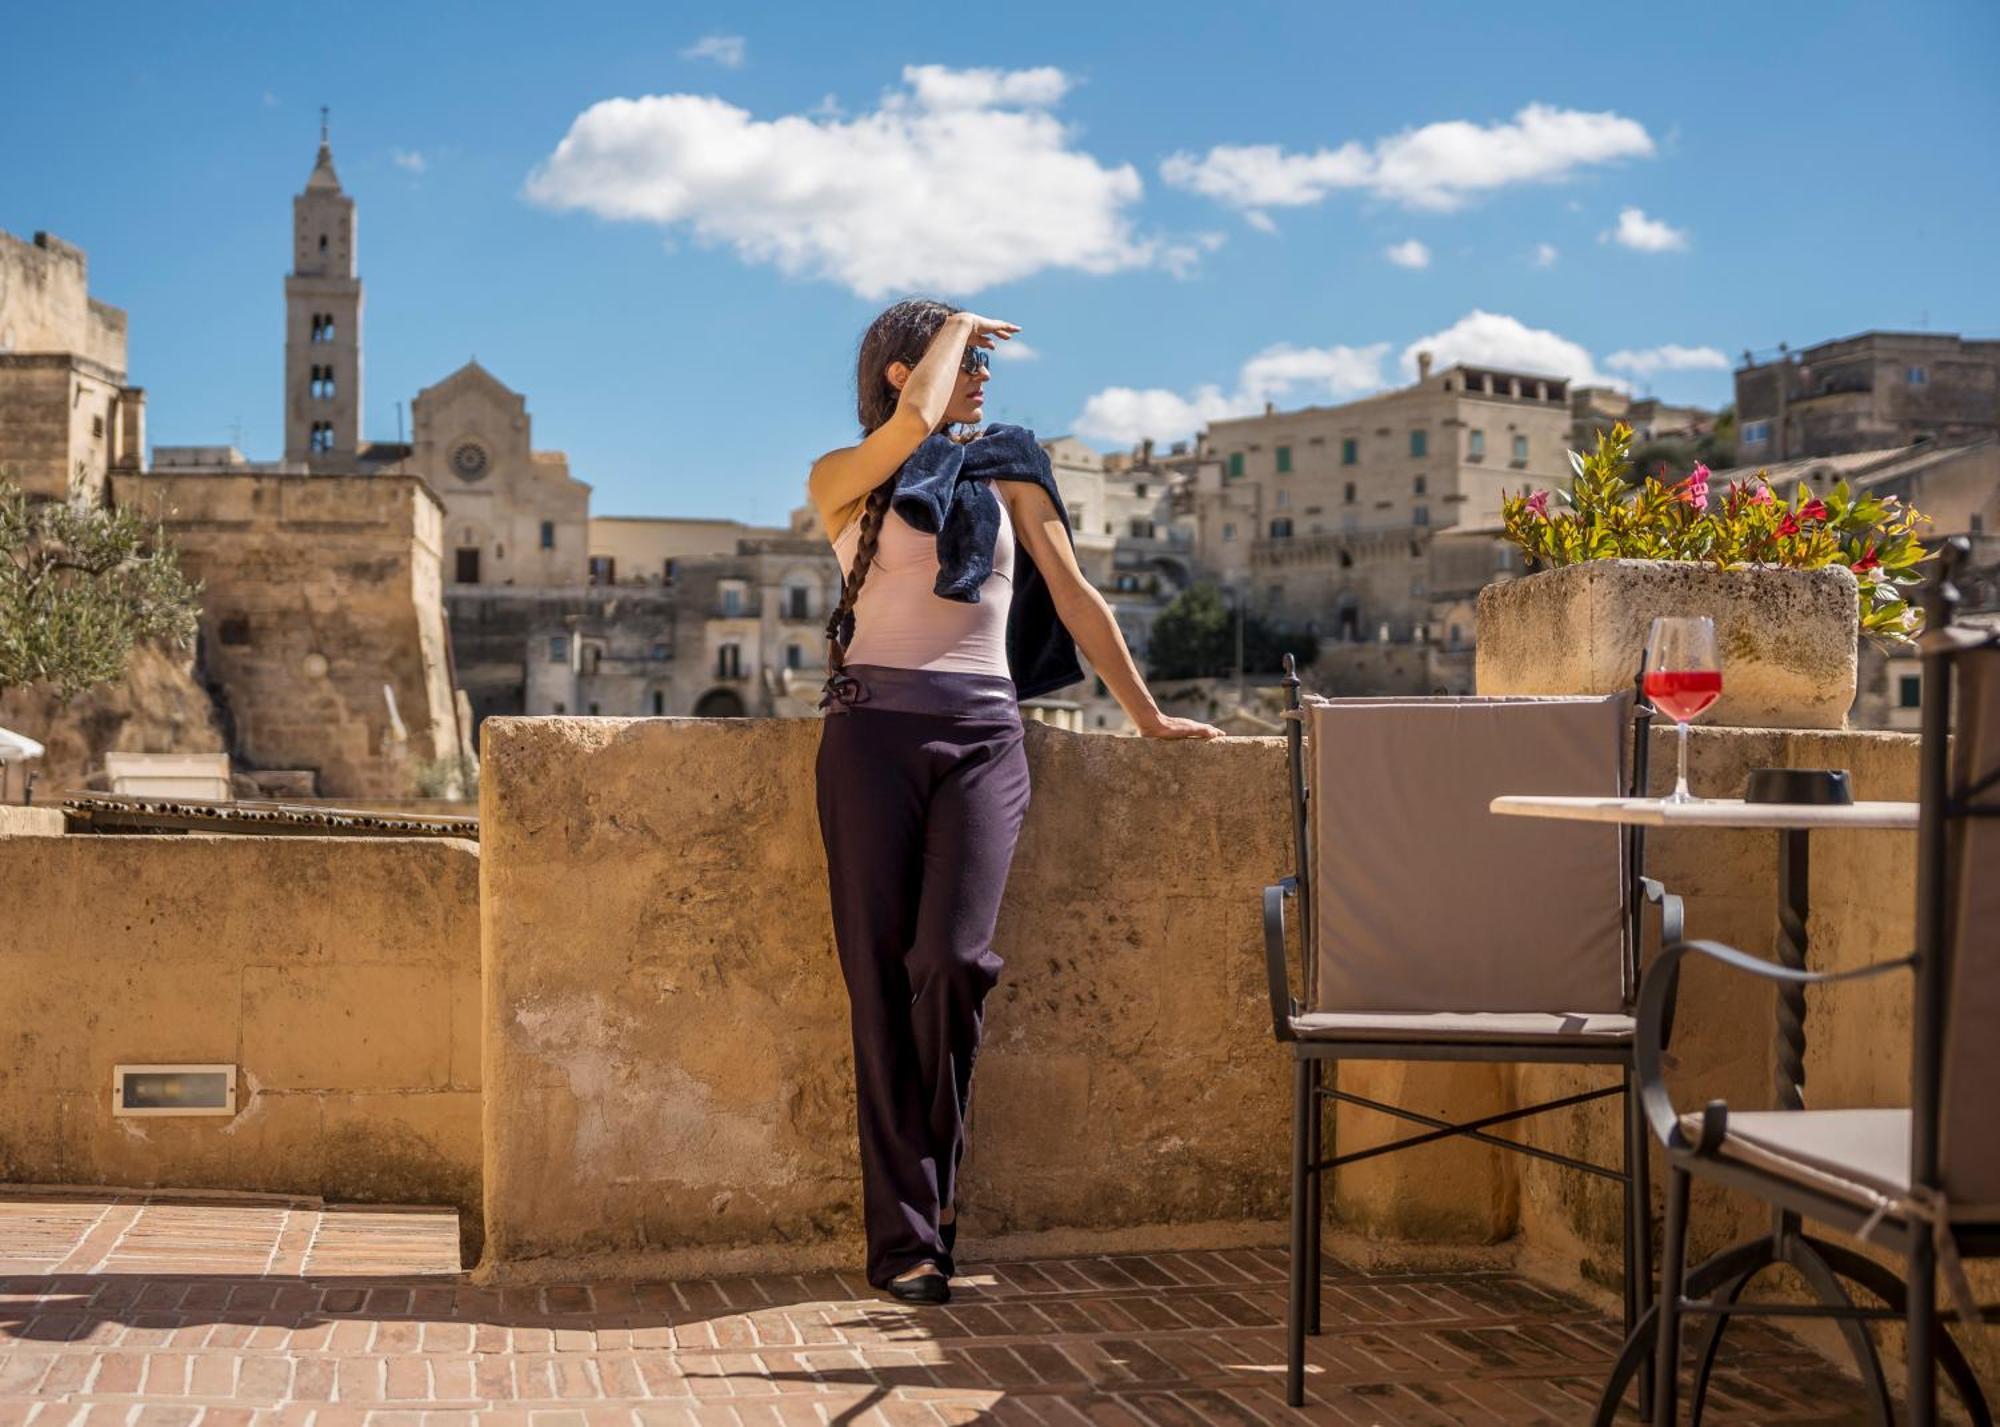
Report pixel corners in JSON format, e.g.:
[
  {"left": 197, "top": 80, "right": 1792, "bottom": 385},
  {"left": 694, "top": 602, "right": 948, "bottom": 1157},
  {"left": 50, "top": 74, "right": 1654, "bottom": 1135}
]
[
  {"left": 1263, "top": 669, "right": 1681, "bottom": 1408},
  {"left": 1639, "top": 540, "right": 2000, "bottom": 1426}
]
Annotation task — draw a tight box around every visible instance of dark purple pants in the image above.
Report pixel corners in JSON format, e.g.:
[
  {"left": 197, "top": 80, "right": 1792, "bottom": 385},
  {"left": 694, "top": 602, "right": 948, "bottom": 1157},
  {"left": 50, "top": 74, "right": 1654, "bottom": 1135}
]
[{"left": 814, "top": 664, "right": 1032, "bottom": 1287}]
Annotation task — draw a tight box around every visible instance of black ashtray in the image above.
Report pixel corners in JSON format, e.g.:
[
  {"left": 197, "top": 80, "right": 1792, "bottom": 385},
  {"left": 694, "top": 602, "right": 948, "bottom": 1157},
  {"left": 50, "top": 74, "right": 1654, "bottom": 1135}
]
[{"left": 1745, "top": 768, "right": 1854, "bottom": 805}]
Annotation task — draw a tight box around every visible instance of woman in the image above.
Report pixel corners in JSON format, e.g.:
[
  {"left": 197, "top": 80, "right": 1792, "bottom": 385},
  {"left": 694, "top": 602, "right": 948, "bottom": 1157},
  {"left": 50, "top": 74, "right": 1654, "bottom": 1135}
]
[{"left": 809, "top": 297, "right": 1221, "bottom": 1304}]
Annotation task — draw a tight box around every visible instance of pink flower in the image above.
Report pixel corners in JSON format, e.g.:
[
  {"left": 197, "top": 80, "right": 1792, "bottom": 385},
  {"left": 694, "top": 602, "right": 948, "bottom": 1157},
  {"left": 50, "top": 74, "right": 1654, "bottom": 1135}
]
[
  {"left": 1749, "top": 484, "right": 1775, "bottom": 506},
  {"left": 1680, "top": 463, "right": 1711, "bottom": 513},
  {"left": 1525, "top": 490, "right": 1550, "bottom": 519}
]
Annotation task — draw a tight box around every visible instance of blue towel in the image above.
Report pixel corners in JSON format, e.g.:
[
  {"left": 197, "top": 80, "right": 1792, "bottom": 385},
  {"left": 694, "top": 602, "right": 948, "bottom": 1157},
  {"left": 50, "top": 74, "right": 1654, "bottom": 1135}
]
[{"left": 869, "top": 423, "right": 1085, "bottom": 700}]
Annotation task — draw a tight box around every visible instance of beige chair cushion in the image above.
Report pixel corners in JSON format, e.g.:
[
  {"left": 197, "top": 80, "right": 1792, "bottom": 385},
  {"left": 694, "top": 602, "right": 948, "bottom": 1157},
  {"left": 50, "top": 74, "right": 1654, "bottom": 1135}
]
[
  {"left": 1307, "top": 694, "right": 1630, "bottom": 1016},
  {"left": 1293, "top": 1011, "right": 1634, "bottom": 1043},
  {"left": 1944, "top": 646, "right": 2000, "bottom": 1208},
  {"left": 1694, "top": 1108, "right": 2000, "bottom": 1225}
]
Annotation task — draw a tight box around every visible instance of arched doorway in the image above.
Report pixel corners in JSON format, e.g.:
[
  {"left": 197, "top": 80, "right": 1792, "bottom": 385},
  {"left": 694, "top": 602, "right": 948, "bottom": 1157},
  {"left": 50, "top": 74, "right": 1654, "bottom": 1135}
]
[{"left": 693, "top": 688, "right": 748, "bottom": 718}]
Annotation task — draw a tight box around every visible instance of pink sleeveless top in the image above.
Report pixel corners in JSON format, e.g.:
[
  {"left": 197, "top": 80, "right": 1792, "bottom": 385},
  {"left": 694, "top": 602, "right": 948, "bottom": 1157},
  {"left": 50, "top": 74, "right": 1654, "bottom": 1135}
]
[{"left": 830, "top": 481, "right": 1015, "bottom": 677}]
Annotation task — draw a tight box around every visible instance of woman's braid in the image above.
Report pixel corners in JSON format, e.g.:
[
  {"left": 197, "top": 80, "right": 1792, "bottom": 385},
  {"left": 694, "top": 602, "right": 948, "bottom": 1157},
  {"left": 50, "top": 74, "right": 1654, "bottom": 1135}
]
[{"left": 824, "top": 477, "right": 896, "bottom": 669}]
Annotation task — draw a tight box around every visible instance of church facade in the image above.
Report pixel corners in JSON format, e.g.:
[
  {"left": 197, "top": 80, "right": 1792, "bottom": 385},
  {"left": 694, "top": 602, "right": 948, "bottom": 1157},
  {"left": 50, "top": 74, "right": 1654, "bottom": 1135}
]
[{"left": 410, "top": 361, "right": 589, "bottom": 589}]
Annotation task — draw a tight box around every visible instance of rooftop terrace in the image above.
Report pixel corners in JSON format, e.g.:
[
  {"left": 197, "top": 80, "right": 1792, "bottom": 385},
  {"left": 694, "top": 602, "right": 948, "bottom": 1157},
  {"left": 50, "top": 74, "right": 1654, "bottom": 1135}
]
[{"left": 0, "top": 1190, "right": 1863, "bottom": 1424}]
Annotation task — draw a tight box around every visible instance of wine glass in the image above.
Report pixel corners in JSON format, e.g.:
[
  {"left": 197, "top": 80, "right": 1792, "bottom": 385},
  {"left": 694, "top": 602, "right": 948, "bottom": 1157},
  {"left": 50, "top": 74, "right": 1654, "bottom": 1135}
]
[{"left": 1643, "top": 616, "right": 1722, "bottom": 805}]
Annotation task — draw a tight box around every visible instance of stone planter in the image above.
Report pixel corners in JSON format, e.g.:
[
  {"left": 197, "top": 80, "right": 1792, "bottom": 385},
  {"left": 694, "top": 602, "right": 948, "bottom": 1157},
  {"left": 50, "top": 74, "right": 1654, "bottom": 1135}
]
[{"left": 1476, "top": 559, "right": 1859, "bottom": 729}]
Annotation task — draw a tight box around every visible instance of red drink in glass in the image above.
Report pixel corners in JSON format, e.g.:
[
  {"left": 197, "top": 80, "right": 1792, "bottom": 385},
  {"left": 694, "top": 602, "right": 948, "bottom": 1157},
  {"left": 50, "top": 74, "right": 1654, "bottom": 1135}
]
[{"left": 1643, "top": 669, "right": 1723, "bottom": 724}]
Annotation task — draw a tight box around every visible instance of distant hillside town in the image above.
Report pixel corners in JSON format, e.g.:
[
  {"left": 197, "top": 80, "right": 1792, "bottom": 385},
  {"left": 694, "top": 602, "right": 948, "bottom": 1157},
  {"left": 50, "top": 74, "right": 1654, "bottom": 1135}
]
[{"left": 2, "top": 129, "right": 1996, "bottom": 800}]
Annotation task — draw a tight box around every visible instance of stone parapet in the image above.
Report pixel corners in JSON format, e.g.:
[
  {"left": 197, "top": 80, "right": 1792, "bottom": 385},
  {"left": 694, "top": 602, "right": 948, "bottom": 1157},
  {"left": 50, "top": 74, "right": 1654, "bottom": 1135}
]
[
  {"left": 478, "top": 715, "right": 1293, "bottom": 1280},
  {"left": 0, "top": 833, "right": 482, "bottom": 1255}
]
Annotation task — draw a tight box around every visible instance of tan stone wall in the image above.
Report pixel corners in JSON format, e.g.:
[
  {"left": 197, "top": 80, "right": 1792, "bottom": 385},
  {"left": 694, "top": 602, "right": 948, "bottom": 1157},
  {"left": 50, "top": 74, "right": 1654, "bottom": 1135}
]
[
  {"left": 0, "top": 229, "right": 128, "bottom": 373},
  {"left": 0, "top": 833, "right": 482, "bottom": 1248},
  {"left": 479, "top": 716, "right": 1294, "bottom": 1280},
  {"left": 110, "top": 470, "right": 462, "bottom": 798},
  {"left": 0, "top": 643, "right": 226, "bottom": 798}
]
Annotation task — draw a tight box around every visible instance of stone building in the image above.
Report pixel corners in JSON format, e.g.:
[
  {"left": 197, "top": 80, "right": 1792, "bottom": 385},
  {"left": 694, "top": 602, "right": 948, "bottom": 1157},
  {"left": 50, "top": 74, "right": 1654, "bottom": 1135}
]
[
  {"left": 0, "top": 229, "right": 147, "bottom": 503},
  {"left": 1735, "top": 330, "right": 2000, "bottom": 461},
  {"left": 413, "top": 362, "right": 589, "bottom": 588},
  {"left": 664, "top": 535, "right": 839, "bottom": 718},
  {"left": 587, "top": 514, "right": 792, "bottom": 586},
  {"left": 1197, "top": 355, "right": 1563, "bottom": 647},
  {"left": 1570, "top": 387, "right": 1716, "bottom": 453},
  {"left": 1091, "top": 438, "right": 1205, "bottom": 663},
  {"left": 445, "top": 585, "right": 677, "bottom": 729},
  {"left": 111, "top": 467, "right": 465, "bottom": 798}
]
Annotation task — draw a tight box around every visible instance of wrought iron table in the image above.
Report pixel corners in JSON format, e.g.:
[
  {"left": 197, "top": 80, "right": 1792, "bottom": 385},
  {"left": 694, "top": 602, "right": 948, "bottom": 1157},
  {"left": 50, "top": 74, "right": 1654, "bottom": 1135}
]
[{"left": 1488, "top": 795, "right": 1958, "bottom": 1427}]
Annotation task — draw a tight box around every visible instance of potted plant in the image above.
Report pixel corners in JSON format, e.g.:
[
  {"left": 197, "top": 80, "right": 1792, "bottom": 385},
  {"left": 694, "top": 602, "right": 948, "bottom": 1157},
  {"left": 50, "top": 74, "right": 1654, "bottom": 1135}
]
[{"left": 1474, "top": 424, "right": 1930, "bottom": 728}]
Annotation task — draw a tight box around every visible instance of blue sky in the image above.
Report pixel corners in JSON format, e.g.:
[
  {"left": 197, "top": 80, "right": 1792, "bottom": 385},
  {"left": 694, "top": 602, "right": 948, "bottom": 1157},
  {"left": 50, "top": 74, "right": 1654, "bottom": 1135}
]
[{"left": 5, "top": 1, "right": 1996, "bottom": 524}]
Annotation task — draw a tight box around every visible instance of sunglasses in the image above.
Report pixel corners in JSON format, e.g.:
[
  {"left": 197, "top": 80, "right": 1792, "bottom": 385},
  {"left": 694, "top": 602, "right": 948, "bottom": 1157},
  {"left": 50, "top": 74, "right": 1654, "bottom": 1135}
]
[{"left": 960, "top": 345, "right": 991, "bottom": 377}]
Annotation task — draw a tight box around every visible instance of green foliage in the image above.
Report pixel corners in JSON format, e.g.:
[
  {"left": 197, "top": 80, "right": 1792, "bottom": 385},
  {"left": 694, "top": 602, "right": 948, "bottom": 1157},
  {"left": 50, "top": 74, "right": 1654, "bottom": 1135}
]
[
  {"left": 0, "top": 476, "right": 202, "bottom": 697},
  {"left": 1146, "top": 582, "right": 1320, "bottom": 680},
  {"left": 1501, "top": 424, "right": 1932, "bottom": 644},
  {"left": 411, "top": 750, "right": 477, "bottom": 800}
]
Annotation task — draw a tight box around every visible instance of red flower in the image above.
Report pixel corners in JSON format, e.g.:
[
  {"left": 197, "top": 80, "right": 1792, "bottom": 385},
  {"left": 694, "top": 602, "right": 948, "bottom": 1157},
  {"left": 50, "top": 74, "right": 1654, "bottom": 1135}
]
[
  {"left": 1851, "top": 546, "right": 1881, "bottom": 573},
  {"left": 1799, "top": 498, "right": 1829, "bottom": 522},
  {"left": 1775, "top": 513, "right": 1801, "bottom": 538}
]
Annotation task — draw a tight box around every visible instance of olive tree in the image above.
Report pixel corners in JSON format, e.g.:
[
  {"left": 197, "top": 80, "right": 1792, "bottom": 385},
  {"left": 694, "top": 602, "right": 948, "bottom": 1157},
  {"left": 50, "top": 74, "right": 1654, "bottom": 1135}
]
[{"left": 0, "top": 476, "right": 201, "bottom": 699}]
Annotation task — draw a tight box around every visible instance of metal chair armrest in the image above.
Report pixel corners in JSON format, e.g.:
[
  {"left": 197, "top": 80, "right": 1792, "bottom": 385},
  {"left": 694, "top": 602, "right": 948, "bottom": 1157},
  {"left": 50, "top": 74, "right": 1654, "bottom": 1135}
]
[
  {"left": 1263, "top": 877, "right": 1300, "bottom": 1043},
  {"left": 1638, "top": 876, "right": 1684, "bottom": 947},
  {"left": 1636, "top": 938, "right": 1917, "bottom": 1155}
]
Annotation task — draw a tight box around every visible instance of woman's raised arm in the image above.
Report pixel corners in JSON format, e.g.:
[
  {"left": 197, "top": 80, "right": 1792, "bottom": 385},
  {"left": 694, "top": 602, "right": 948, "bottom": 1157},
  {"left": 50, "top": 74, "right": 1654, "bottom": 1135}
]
[{"left": 810, "top": 311, "right": 1018, "bottom": 537}]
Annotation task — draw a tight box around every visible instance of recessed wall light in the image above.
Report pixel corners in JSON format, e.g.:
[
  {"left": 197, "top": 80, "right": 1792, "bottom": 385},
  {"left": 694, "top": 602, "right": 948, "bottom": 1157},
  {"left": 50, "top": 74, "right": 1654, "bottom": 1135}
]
[{"left": 113, "top": 1064, "right": 237, "bottom": 1117}]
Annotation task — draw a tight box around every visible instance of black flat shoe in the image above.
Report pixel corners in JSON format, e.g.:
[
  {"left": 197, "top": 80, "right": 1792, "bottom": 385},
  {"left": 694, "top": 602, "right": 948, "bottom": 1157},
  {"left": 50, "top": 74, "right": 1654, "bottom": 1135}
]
[{"left": 886, "top": 1266, "right": 951, "bottom": 1305}]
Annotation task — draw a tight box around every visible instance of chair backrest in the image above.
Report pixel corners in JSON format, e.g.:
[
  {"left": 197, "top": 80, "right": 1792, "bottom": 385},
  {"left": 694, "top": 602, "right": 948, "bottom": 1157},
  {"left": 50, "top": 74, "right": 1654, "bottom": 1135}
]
[
  {"left": 1938, "top": 640, "right": 2000, "bottom": 1208},
  {"left": 1304, "top": 693, "right": 1632, "bottom": 1016}
]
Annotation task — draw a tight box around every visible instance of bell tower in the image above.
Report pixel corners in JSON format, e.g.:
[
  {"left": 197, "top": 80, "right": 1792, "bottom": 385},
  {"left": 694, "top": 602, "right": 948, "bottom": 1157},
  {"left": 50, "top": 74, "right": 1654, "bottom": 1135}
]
[{"left": 284, "top": 109, "right": 363, "bottom": 467}]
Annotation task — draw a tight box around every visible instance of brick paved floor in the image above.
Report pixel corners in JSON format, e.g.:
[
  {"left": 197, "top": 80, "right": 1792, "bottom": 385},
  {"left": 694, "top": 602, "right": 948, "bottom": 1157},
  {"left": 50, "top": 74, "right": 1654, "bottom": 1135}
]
[{"left": 0, "top": 1190, "right": 1875, "bottom": 1426}]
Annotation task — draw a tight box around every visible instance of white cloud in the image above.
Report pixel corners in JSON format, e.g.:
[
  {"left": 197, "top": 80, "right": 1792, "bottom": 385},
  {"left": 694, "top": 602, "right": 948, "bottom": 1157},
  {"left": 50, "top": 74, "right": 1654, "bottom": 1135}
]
[
  {"left": 1384, "top": 239, "right": 1430, "bottom": 269},
  {"left": 1605, "top": 344, "right": 1730, "bottom": 376},
  {"left": 1603, "top": 206, "right": 1689, "bottom": 252},
  {"left": 1400, "top": 310, "right": 1620, "bottom": 388},
  {"left": 1533, "top": 242, "right": 1559, "bottom": 268},
  {"left": 1075, "top": 312, "right": 1740, "bottom": 447},
  {"left": 681, "top": 34, "right": 746, "bottom": 68},
  {"left": 392, "top": 148, "right": 427, "bottom": 174},
  {"left": 1073, "top": 342, "right": 1389, "bottom": 445},
  {"left": 1160, "top": 103, "right": 1654, "bottom": 217},
  {"left": 526, "top": 65, "right": 1188, "bottom": 297},
  {"left": 901, "top": 63, "right": 1070, "bottom": 110},
  {"left": 991, "top": 338, "right": 1039, "bottom": 363}
]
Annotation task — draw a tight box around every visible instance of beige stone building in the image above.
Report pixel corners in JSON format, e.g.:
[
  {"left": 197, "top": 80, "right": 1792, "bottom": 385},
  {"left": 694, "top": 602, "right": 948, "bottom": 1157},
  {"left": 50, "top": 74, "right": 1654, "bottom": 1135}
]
[
  {"left": 1570, "top": 386, "right": 1716, "bottom": 452},
  {"left": 587, "top": 514, "right": 791, "bottom": 586},
  {"left": 413, "top": 362, "right": 589, "bottom": 588},
  {"left": 1735, "top": 330, "right": 2000, "bottom": 461},
  {"left": 0, "top": 228, "right": 146, "bottom": 503},
  {"left": 1197, "top": 357, "right": 1564, "bottom": 646},
  {"left": 111, "top": 467, "right": 465, "bottom": 797}
]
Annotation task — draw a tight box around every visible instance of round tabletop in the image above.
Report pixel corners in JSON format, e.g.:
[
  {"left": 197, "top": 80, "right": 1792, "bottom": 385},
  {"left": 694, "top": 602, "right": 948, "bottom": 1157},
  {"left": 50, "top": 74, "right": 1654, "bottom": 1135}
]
[{"left": 1488, "top": 795, "right": 1919, "bottom": 831}]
